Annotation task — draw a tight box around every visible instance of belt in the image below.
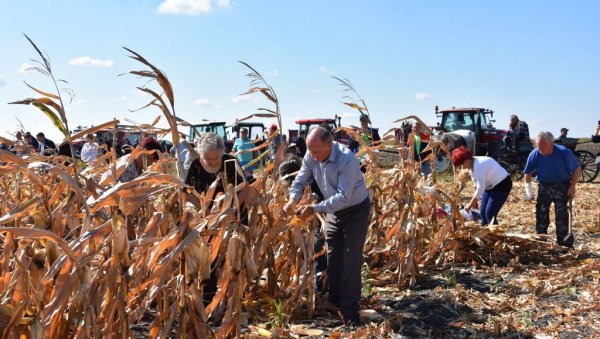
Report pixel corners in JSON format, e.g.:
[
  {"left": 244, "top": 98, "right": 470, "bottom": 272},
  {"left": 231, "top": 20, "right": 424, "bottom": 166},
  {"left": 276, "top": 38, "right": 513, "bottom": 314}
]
[
  {"left": 334, "top": 197, "right": 370, "bottom": 216},
  {"left": 539, "top": 181, "right": 570, "bottom": 186}
]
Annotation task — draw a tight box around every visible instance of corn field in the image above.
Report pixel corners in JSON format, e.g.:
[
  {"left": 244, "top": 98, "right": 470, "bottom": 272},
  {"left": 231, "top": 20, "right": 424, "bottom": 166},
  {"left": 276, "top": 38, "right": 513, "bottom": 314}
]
[{"left": 1, "top": 38, "right": 598, "bottom": 338}]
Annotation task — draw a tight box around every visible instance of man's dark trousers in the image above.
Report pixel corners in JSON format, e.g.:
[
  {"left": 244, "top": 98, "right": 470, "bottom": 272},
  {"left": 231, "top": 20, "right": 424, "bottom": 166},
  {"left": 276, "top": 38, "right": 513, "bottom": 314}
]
[
  {"left": 536, "top": 182, "right": 574, "bottom": 247},
  {"left": 324, "top": 198, "right": 370, "bottom": 322}
]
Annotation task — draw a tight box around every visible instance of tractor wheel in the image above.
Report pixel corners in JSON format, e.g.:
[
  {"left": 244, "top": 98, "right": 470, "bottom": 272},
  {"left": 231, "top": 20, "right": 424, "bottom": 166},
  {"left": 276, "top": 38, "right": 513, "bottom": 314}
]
[
  {"left": 574, "top": 150, "right": 598, "bottom": 182},
  {"left": 434, "top": 154, "right": 451, "bottom": 172}
]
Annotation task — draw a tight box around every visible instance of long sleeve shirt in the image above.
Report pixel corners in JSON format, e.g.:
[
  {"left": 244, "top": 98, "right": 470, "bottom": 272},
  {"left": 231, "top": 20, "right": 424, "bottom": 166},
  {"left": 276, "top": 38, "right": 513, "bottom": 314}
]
[
  {"left": 471, "top": 156, "right": 510, "bottom": 199},
  {"left": 289, "top": 142, "right": 368, "bottom": 214},
  {"left": 270, "top": 134, "right": 281, "bottom": 161},
  {"left": 510, "top": 121, "right": 530, "bottom": 147},
  {"left": 81, "top": 142, "right": 99, "bottom": 163}
]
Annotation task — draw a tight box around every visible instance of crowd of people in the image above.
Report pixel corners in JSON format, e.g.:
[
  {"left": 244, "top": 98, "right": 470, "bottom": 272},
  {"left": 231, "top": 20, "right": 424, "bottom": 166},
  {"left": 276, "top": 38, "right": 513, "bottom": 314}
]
[
  {"left": 0, "top": 131, "right": 58, "bottom": 156},
  {"left": 1, "top": 116, "right": 597, "bottom": 327}
]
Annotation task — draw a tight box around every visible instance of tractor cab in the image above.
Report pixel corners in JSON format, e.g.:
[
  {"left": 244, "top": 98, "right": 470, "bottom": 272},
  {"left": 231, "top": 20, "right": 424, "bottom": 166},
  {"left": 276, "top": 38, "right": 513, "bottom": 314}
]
[
  {"left": 228, "top": 121, "right": 266, "bottom": 141},
  {"left": 186, "top": 120, "right": 235, "bottom": 152},
  {"left": 435, "top": 106, "right": 507, "bottom": 156},
  {"left": 288, "top": 115, "right": 350, "bottom": 146},
  {"left": 187, "top": 120, "right": 227, "bottom": 140}
]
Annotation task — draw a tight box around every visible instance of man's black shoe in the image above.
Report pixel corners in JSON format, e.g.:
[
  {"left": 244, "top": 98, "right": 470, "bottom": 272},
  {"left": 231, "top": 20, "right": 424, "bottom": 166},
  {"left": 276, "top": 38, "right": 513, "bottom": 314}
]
[{"left": 344, "top": 317, "right": 361, "bottom": 328}]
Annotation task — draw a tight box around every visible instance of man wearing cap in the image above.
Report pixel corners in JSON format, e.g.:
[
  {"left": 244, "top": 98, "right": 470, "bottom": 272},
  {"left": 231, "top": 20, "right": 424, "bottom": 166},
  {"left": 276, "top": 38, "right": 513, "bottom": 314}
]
[
  {"left": 350, "top": 114, "right": 380, "bottom": 153},
  {"left": 267, "top": 124, "right": 282, "bottom": 163},
  {"left": 523, "top": 131, "right": 580, "bottom": 248},
  {"left": 283, "top": 126, "right": 370, "bottom": 326},
  {"left": 232, "top": 128, "right": 256, "bottom": 176},
  {"left": 558, "top": 127, "right": 569, "bottom": 140}
]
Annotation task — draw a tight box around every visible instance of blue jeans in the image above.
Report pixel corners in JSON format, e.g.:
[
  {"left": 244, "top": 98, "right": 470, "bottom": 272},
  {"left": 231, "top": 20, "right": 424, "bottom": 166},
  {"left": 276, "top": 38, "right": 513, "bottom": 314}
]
[
  {"left": 480, "top": 190, "right": 510, "bottom": 225},
  {"left": 422, "top": 161, "right": 432, "bottom": 177}
]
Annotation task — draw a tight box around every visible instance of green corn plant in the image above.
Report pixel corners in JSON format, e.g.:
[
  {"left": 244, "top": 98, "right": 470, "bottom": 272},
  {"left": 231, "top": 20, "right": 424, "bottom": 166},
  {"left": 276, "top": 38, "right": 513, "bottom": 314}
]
[{"left": 9, "top": 34, "right": 78, "bottom": 176}]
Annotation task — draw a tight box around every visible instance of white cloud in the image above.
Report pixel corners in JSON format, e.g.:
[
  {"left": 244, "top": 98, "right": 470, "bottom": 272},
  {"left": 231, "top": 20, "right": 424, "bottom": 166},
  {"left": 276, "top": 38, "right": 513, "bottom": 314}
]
[
  {"left": 0, "top": 74, "right": 5, "bottom": 87},
  {"left": 528, "top": 119, "right": 544, "bottom": 128},
  {"left": 135, "top": 90, "right": 150, "bottom": 97},
  {"left": 158, "top": 0, "right": 213, "bottom": 15},
  {"left": 264, "top": 69, "right": 280, "bottom": 77},
  {"left": 115, "top": 96, "right": 130, "bottom": 102},
  {"left": 193, "top": 98, "right": 222, "bottom": 108},
  {"left": 415, "top": 93, "right": 428, "bottom": 101},
  {"left": 318, "top": 66, "right": 336, "bottom": 75},
  {"left": 217, "top": 0, "right": 231, "bottom": 8},
  {"left": 341, "top": 112, "right": 358, "bottom": 118},
  {"left": 69, "top": 56, "right": 114, "bottom": 68},
  {"left": 74, "top": 98, "right": 88, "bottom": 105},
  {"left": 232, "top": 94, "right": 252, "bottom": 103},
  {"left": 19, "top": 63, "right": 33, "bottom": 74},
  {"left": 310, "top": 88, "right": 322, "bottom": 95}
]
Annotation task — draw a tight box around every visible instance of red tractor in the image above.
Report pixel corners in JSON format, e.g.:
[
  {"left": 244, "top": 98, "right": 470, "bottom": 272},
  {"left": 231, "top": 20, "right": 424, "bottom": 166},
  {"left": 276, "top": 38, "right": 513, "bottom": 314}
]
[
  {"left": 435, "top": 106, "right": 507, "bottom": 157},
  {"left": 288, "top": 115, "right": 352, "bottom": 146}
]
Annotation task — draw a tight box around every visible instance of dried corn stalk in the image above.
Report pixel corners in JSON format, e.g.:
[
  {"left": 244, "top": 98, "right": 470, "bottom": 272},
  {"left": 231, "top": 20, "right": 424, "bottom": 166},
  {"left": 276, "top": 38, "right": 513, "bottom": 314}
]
[{"left": 2, "top": 40, "right": 584, "bottom": 339}]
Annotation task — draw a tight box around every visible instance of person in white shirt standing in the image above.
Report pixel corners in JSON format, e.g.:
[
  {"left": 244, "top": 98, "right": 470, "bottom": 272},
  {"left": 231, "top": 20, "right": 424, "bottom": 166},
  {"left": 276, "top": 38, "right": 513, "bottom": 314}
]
[
  {"left": 451, "top": 146, "right": 513, "bottom": 225},
  {"left": 80, "top": 134, "right": 99, "bottom": 163}
]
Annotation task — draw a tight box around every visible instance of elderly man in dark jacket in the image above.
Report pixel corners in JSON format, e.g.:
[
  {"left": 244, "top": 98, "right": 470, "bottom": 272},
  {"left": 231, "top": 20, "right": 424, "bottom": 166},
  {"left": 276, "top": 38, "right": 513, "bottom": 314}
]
[{"left": 36, "top": 132, "right": 56, "bottom": 155}]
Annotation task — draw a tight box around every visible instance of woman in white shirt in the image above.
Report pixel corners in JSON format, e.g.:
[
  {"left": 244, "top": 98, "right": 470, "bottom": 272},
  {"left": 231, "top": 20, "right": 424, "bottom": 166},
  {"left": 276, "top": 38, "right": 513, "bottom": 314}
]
[
  {"left": 451, "top": 146, "right": 512, "bottom": 225},
  {"left": 81, "top": 134, "right": 99, "bottom": 163}
]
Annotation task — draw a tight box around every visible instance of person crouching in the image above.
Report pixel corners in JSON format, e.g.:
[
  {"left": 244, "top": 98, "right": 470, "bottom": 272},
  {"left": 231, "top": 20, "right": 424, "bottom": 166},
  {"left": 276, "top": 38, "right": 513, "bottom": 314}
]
[{"left": 451, "top": 146, "right": 512, "bottom": 226}]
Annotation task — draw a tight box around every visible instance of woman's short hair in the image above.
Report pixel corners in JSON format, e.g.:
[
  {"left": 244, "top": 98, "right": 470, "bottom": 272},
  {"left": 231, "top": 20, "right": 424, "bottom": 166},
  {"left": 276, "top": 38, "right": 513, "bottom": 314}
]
[
  {"left": 138, "top": 136, "right": 163, "bottom": 160},
  {"left": 197, "top": 132, "right": 225, "bottom": 155},
  {"left": 139, "top": 136, "right": 162, "bottom": 151},
  {"left": 451, "top": 146, "right": 473, "bottom": 166}
]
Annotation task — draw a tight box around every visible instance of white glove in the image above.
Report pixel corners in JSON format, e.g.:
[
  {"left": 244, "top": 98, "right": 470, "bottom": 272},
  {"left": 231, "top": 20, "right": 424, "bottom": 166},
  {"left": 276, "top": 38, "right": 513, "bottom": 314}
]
[{"left": 524, "top": 182, "right": 534, "bottom": 201}]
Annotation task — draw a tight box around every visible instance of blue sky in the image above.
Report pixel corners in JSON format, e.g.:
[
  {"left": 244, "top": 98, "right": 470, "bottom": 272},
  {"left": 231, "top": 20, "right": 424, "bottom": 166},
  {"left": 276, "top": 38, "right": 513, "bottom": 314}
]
[{"left": 1, "top": 0, "right": 599, "bottom": 142}]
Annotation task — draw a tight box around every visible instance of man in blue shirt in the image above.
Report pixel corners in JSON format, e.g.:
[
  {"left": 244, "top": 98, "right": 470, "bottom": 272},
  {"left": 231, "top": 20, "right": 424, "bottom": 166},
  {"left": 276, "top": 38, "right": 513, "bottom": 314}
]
[
  {"left": 232, "top": 128, "right": 255, "bottom": 175},
  {"left": 524, "top": 131, "right": 580, "bottom": 248},
  {"left": 283, "top": 126, "right": 370, "bottom": 326},
  {"left": 268, "top": 124, "right": 282, "bottom": 163}
]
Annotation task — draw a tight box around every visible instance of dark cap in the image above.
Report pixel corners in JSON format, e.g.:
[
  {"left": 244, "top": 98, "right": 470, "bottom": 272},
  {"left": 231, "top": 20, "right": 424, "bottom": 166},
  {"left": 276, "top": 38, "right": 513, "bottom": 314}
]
[
  {"left": 359, "top": 114, "right": 370, "bottom": 122},
  {"left": 560, "top": 127, "right": 569, "bottom": 132}
]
